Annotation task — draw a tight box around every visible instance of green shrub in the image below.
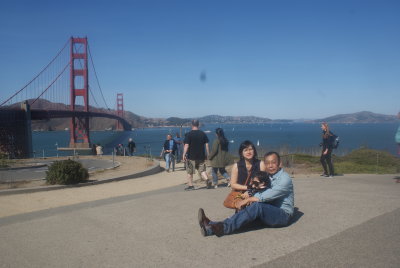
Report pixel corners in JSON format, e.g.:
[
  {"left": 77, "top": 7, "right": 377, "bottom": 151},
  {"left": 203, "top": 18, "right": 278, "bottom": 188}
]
[
  {"left": 0, "top": 153, "right": 9, "bottom": 168},
  {"left": 46, "top": 159, "right": 89, "bottom": 185}
]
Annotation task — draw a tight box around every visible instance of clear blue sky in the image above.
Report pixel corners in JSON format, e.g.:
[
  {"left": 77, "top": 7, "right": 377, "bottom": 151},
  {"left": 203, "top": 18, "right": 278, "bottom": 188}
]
[{"left": 1, "top": 0, "right": 399, "bottom": 119}]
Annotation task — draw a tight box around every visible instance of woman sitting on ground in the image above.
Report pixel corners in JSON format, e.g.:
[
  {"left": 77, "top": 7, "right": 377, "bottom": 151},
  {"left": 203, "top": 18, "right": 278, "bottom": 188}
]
[{"left": 229, "top": 140, "right": 265, "bottom": 193}]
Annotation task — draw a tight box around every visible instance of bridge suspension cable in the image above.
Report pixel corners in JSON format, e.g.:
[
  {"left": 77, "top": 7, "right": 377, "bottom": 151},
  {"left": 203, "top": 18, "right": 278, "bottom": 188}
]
[
  {"left": 30, "top": 62, "right": 70, "bottom": 105},
  {"left": 0, "top": 39, "right": 70, "bottom": 107},
  {"left": 88, "top": 42, "right": 110, "bottom": 111}
]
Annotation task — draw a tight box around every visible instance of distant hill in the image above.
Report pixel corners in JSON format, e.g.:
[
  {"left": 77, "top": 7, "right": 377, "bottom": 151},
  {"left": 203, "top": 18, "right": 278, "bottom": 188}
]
[
  {"left": 197, "top": 115, "right": 272, "bottom": 124},
  {"left": 313, "top": 111, "right": 397, "bottom": 124},
  {"left": 6, "top": 100, "right": 397, "bottom": 129}
]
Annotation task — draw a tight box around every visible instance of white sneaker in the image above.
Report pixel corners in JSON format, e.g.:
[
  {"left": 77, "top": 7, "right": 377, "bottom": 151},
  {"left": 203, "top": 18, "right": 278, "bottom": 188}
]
[{"left": 214, "top": 184, "right": 218, "bottom": 189}]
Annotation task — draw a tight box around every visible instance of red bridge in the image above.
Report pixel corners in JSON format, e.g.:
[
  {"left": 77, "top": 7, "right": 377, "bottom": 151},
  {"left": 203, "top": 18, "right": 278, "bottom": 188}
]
[{"left": 0, "top": 37, "right": 131, "bottom": 158}]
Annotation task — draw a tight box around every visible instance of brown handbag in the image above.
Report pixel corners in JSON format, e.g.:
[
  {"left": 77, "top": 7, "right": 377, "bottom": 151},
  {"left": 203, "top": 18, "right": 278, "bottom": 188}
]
[{"left": 223, "top": 171, "right": 252, "bottom": 209}]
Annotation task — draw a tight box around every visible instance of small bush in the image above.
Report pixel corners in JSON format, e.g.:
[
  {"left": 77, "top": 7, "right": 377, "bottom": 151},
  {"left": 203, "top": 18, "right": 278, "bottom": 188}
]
[
  {"left": 0, "top": 153, "right": 9, "bottom": 168},
  {"left": 46, "top": 159, "right": 89, "bottom": 185}
]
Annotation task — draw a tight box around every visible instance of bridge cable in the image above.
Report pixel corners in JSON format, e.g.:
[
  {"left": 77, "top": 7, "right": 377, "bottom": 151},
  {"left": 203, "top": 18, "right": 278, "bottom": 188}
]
[
  {"left": 31, "top": 62, "right": 70, "bottom": 105},
  {"left": 0, "top": 39, "right": 70, "bottom": 107},
  {"left": 87, "top": 42, "right": 110, "bottom": 111}
]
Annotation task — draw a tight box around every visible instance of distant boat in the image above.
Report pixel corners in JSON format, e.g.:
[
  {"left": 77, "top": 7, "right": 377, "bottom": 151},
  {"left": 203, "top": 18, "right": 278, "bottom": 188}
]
[
  {"left": 230, "top": 140, "right": 234, "bottom": 143},
  {"left": 257, "top": 140, "right": 260, "bottom": 146},
  {"left": 232, "top": 127, "right": 235, "bottom": 131},
  {"left": 204, "top": 130, "right": 211, "bottom": 133}
]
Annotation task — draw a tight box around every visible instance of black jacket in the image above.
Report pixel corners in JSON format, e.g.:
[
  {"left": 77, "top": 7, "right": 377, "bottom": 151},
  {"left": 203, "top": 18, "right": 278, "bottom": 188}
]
[{"left": 163, "top": 140, "right": 177, "bottom": 154}]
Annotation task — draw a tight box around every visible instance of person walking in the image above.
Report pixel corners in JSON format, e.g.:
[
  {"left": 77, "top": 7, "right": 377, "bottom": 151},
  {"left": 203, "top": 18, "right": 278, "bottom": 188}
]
[
  {"left": 208, "top": 128, "right": 231, "bottom": 188},
  {"left": 160, "top": 134, "right": 177, "bottom": 172},
  {"left": 320, "top": 122, "right": 335, "bottom": 178},
  {"left": 174, "top": 133, "right": 183, "bottom": 163},
  {"left": 182, "top": 120, "right": 211, "bottom": 190},
  {"left": 127, "top": 138, "right": 136, "bottom": 156}
]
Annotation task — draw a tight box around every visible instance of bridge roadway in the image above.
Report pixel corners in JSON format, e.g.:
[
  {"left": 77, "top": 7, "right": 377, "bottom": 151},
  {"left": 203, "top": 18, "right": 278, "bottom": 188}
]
[
  {"left": 0, "top": 108, "right": 132, "bottom": 130},
  {"left": 0, "top": 165, "right": 399, "bottom": 267},
  {"left": 30, "top": 109, "right": 132, "bottom": 130}
]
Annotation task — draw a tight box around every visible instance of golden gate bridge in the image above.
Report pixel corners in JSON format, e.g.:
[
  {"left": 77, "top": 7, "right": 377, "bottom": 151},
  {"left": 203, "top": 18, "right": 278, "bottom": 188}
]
[{"left": 0, "top": 37, "right": 131, "bottom": 158}]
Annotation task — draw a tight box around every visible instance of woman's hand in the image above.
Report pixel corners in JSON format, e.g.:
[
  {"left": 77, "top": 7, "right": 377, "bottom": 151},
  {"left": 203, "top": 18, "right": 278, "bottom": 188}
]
[
  {"left": 241, "top": 191, "right": 250, "bottom": 199},
  {"left": 235, "top": 199, "right": 249, "bottom": 210}
]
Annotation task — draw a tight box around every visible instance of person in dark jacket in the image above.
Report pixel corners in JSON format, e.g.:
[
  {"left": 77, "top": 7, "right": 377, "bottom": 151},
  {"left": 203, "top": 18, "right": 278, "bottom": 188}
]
[
  {"left": 127, "top": 138, "right": 136, "bottom": 156},
  {"left": 160, "top": 134, "right": 177, "bottom": 172},
  {"left": 208, "top": 128, "right": 232, "bottom": 188},
  {"left": 320, "top": 122, "right": 335, "bottom": 178}
]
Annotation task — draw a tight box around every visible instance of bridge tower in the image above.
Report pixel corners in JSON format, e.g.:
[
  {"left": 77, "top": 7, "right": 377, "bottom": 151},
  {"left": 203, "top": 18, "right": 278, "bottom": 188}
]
[
  {"left": 116, "top": 93, "right": 124, "bottom": 130},
  {"left": 69, "top": 37, "right": 90, "bottom": 148}
]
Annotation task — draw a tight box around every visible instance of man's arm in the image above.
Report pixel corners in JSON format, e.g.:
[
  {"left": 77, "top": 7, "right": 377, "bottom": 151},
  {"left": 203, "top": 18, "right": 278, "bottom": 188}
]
[
  {"left": 183, "top": 143, "right": 189, "bottom": 161},
  {"left": 205, "top": 143, "right": 210, "bottom": 157},
  {"left": 254, "top": 172, "right": 292, "bottom": 203}
]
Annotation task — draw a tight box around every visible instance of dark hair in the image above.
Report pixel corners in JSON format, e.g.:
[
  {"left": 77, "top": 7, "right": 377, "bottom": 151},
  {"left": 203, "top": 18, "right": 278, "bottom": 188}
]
[
  {"left": 215, "top": 128, "right": 229, "bottom": 151},
  {"left": 192, "top": 119, "right": 199, "bottom": 127},
  {"left": 253, "top": 171, "right": 269, "bottom": 181},
  {"left": 264, "top": 151, "right": 281, "bottom": 164},
  {"left": 238, "top": 140, "right": 258, "bottom": 161}
]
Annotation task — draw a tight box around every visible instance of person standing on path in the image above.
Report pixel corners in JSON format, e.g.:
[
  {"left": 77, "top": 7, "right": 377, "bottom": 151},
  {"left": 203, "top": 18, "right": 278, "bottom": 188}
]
[
  {"left": 160, "top": 134, "right": 177, "bottom": 172},
  {"left": 183, "top": 120, "right": 211, "bottom": 190},
  {"left": 96, "top": 144, "right": 103, "bottom": 157},
  {"left": 320, "top": 122, "right": 335, "bottom": 178},
  {"left": 174, "top": 133, "right": 183, "bottom": 163},
  {"left": 208, "top": 128, "right": 232, "bottom": 188},
  {"left": 127, "top": 138, "right": 136, "bottom": 156}
]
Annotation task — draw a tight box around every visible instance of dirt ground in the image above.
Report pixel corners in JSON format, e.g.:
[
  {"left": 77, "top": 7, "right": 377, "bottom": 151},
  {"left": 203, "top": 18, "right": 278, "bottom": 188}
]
[{"left": 0, "top": 156, "right": 155, "bottom": 190}]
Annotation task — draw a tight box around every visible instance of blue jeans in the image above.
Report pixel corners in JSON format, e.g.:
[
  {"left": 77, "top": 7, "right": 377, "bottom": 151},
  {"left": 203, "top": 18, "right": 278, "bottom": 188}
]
[
  {"left": 165, "top": 153, "right": 175, "bottom": 171},
  {"left": 211, "top": 167, "right": 230, "bottom": 185},
  {"left": 212, "top": 202, "right": 291, "bottom": 235}
]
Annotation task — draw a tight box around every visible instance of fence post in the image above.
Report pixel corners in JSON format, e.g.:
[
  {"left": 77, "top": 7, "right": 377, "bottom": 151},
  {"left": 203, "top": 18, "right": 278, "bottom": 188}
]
[{"left": 376, "top": 152, "right": 379, "bottom": 174}]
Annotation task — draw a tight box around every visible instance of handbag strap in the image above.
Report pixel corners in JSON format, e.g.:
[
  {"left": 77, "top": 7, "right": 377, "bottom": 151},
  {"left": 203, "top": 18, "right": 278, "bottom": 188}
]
[{"left": 244, "top": 170, "right": 252, "bottom": 186}]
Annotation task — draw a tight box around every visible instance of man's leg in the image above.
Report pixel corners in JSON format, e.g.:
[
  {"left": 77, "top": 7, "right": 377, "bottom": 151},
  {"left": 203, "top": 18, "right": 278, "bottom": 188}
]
[
  {"left": 185, "top": 160, "right": 195, "bottom": 190},
  {"left": 171, "top": 154, "right": 175, "bottom": 171},
  {"left": 214, "top": 202, "right": 291, "bottom": 235},
  {"left": 197, "top": 160, "right": 211, "bottom": 188},
  {"left": 165, "top": 153, "right": 170, "bottom": 171},
  {"left": 211, "top": 167, "right": 219, "bottom": 185}
]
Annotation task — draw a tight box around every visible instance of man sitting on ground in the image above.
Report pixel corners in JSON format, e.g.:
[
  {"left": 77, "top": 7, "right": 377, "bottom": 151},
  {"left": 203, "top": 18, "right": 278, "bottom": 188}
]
[{"left": 198, "top": 151, "right": 294, "bottom": 237}]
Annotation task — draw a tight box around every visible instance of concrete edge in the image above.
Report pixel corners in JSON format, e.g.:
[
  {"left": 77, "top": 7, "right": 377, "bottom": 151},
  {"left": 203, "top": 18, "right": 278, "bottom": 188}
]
[
  {"left": 0, "top": 160, "right": 161, "bottom": 196},
  {"left": 0, "top": 164, "right": 48, "bottom": 171}
]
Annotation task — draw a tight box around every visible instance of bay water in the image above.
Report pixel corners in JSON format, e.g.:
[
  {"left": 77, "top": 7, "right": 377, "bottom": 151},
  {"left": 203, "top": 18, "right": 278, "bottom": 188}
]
[{"left": 32, "top": 123, "right": 399, "bottom": 158}]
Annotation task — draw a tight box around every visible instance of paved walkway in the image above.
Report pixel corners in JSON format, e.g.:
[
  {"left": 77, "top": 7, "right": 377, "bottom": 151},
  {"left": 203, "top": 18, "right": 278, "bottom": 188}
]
[{"left": 0, "top": 160, "right": 399, "bottom": 267}]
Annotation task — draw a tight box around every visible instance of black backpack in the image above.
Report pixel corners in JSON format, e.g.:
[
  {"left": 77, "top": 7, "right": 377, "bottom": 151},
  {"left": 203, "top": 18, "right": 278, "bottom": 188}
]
[{"left": 330, "top": 133, "right": 340, "bottom": 149}]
